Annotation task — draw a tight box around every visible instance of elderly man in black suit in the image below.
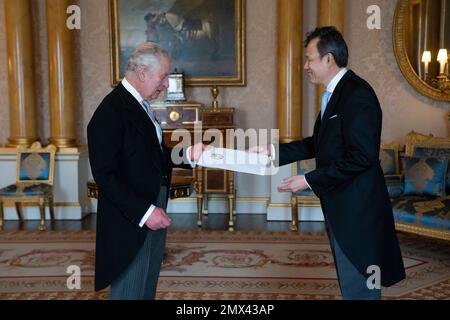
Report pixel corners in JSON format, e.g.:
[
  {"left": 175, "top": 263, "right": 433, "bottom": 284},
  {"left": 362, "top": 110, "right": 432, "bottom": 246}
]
[
  {"left": 250, "top": 26, "right": 405, "bottom": 299},
  {"left": 87, "top": 43, "right": 207, "bottom": 300}
]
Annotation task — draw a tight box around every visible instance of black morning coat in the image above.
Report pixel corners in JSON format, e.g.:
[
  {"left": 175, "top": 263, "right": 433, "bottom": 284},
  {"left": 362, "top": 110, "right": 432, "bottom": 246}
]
[
  {"left": 279, "top": 70, "right": 406, "bottom": 287},
  {"left": 87, "top": 83, "right": 191, "bottom": 290}
]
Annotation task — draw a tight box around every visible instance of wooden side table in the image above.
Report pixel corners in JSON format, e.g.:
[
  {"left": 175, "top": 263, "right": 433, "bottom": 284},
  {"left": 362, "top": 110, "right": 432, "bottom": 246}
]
[
  {"left": 156, "top": 102, "right": 236, "bottom": 231},
  {"left": 195, "top": 166, "right": 236, "bottom": 231},
  {"left": 195, "top": 108, "right": 236, "bottom": 231},
  {"left": 87, "top": 176, "right": 193, "bottom": 200}
]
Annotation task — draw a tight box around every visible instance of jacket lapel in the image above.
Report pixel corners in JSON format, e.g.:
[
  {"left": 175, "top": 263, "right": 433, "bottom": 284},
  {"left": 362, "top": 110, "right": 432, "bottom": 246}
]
[
  {"left": 116, "top": 84, "right": 162, "bottom": 153},
  {"left": 317, "top": 70, "right": 354, "bottom": 145},
  {"left": 313, "top": 113, "right": 322, "bottom": 146}
]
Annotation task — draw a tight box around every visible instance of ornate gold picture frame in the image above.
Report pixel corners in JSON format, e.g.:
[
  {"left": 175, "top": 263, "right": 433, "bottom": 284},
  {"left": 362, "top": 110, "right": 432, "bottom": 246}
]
[
  {"left": 393, "top": 0, "right": 450, "bottom": 102},
  {"left": 109, "top": 0, "right": 246, "bottom": 87}
]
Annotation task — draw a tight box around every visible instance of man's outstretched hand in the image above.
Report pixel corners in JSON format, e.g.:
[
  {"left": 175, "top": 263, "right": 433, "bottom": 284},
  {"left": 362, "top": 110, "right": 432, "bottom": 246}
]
[
  {"left": 190, "top": 143, "right": 212, "bottom": 161},
  {"left": 278, "top": 175, "right": 309, "bottom": 193}
]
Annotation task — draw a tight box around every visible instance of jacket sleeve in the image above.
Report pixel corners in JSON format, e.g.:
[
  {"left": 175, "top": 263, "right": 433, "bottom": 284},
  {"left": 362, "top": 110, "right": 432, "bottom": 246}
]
[
  {"left": 87, "top": 103, "right": 151, "bottom": 226},
  {"left": 305, "top": 89, "right": 381, "bottom": 198},
  {"left": 165, "top": 145, "right": 195, "bottom": 169},
  {"left": 278, "top": 136, "right": 316, "bottom": 167}
]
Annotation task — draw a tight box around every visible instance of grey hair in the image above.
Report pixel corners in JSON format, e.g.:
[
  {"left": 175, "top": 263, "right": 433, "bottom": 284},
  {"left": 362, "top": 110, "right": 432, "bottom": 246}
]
[{"left": 126, "top": 42, "right": 170, "bottom": 73}]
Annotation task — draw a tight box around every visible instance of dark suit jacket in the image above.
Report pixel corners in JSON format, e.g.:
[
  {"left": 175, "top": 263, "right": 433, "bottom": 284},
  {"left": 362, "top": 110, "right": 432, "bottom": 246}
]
[
  {"left": 279, "top": 70, "right": 405, "bottom": 287},
  {"left": 87, "top": 83, "right": 191, "bottom": 291}
]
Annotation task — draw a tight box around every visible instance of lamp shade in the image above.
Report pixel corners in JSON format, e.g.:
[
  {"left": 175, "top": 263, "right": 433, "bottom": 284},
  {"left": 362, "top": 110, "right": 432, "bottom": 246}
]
[
  {"left": 422, "top": 51, "right": 431, "bottom": 63},
  {"left": 437, "top": 49, "right": 448, "bottom": 62}
]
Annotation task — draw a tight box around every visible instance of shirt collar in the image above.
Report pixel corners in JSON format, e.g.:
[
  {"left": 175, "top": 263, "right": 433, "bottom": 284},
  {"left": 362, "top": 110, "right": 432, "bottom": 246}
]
[
  {"left": 326, "top": 68, "right": 348, "bottom": 94},
  {"left": 122, "top": 77, "right": 145, "bottom": 105}
]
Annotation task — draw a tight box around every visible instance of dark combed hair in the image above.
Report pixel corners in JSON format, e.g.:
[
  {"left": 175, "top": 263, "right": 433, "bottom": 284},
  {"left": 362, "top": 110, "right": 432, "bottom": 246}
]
[{"left": 304, "top": 26, "right": 348, "bottom": 68}]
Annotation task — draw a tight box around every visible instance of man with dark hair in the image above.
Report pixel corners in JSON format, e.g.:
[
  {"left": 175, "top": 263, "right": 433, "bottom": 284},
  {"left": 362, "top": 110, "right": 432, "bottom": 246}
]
[
  {"left": 305, "top": 26, "right": 349, "bottom": 68},
  {"left": 250, "top": 26, "right": 405, "bottom": 299}
]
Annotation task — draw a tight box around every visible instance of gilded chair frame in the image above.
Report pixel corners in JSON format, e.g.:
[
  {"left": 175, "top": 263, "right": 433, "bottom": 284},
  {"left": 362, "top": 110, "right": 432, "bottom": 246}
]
[
  {"left": 404, "top": 131, "right": 436, "bottom": 156},
  {"left": 0, "top": 142, "right": 57, "bottom": 231},
  {"left": 404, "top": 133, "right": 450, "bottom": 157}
]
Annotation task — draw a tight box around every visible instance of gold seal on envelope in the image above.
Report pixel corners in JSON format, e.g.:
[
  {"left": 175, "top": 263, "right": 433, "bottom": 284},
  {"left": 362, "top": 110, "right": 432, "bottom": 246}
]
[{"left": 211, "top": 153, "right": 224, "bottom": 160}]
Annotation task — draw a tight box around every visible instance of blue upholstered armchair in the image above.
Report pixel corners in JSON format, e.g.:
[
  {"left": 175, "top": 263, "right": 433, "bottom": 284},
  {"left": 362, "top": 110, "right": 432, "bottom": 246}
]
[{"left": 0, "top": 142, "right": 57, "bottom": 231}]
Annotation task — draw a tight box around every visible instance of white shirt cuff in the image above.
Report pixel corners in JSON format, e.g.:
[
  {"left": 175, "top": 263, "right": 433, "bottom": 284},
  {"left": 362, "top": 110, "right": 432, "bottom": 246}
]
[
  {"left": 303, "top": 176, "right": 312, "bottom": 190},
  {"left": 139, "top": 204, "right": 156, "bottom": 227},
  {"left": 186, "top": 146, "right": 196, "bottom": 168}
]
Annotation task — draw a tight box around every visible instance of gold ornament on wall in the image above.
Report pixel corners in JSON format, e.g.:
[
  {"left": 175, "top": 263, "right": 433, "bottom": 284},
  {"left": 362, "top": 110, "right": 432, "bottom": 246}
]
[{"left": 211, "top": 85, "right": 220, "bottom": 111}]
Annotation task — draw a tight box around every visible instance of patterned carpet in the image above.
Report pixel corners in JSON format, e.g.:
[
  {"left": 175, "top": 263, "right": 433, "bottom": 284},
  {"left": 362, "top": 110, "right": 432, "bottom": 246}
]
[{"left": 0, "top": 229, "right": 449, "bottom": 300}]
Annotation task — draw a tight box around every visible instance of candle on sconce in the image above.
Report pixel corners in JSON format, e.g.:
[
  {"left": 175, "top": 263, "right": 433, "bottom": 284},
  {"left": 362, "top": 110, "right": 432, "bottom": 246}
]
[
  {"left": 437, "top": 49, "right": 448, "bottom": 74},
  {"left": 421, "top": 51, "right": 431, "bottom": 76},
  {"left": 446, "top": 52, "right": 449, "bottom": 76}
]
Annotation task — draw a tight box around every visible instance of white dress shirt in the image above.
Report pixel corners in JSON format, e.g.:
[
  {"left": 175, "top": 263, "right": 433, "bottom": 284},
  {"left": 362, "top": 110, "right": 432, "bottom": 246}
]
[
  {"left": 323, "top": 68, "right": 348, "bottom": 106},
  {"left": 121, "top": 78, "right": 195, "bottom": 227},
  {"left": 302, "top": 68, "right": 348, "bottom": 189},
  {"left": 122, "top": 78, "right": 162, "bottom": 145}
]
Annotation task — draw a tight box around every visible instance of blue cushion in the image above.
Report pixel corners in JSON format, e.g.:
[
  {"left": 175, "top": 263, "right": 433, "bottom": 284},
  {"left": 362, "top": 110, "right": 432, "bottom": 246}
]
[
  {"left": 295, "top": 159, "right": 317, "bottom": 196},
  {"left": 18, "top": 152, "right": 51, "bottom": 181},
  {"left": 412, "top": 146, "right": 450, "bottom": 193},
  {"left": 403, "top": 157, "right": 448, "bottom": 197},
  {"left": 391, "top": 195, "right": 450, "bottom": 230},
  {"left": 294, "top": 189, "right": 316, "bottom": 196},
  {"left": 385, "top": 178, "right": 404, "bottom": 198},
  {"left": 297, "top": 158, "right": 316, "bottom": 176},
  {"left": 0, "top": 183, "right": 52, "bottom": 196},
  {"left": 380, "top": 148, "right": 397, "bottom": 175}
]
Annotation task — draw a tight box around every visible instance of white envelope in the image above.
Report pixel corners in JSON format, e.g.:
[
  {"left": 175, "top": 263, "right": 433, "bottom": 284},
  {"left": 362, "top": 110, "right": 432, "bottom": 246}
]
[{"left": 197, "top": 147, "right": 276, "bottom": 176}]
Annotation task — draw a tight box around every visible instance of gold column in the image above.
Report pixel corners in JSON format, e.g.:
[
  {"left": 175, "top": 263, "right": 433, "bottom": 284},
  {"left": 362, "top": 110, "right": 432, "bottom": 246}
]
[
  {"left": 277, "top": 0, "right": 303, "bottom": 143},
  {"left": 4, "top": 0, "right": 38, "bottom": 147},
  {"left": 316, "top": 0, "right": 345, "bottom": 112},
  {"left": 46, "top": 0, "right": 77, "bottom": 148}
]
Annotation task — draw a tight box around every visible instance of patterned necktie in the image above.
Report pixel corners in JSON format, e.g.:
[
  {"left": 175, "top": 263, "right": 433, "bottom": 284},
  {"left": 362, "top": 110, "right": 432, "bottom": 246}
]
[
  {"left": 321, "top": 90, "right": 331, "bottom": 119},
  {"left": 142, "top": 99, "right": 163, "bottom": 148}
]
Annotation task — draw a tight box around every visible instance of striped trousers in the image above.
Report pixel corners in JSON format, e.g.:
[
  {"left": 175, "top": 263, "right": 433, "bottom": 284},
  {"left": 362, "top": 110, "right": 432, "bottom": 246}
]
[{"left": 109, "top": 186, "right": 168, "bottom": 300}]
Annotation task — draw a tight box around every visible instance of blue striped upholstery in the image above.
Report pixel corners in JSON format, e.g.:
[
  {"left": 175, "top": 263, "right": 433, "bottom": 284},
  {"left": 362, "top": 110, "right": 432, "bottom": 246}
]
[
  {"left": 392, "top": 195, "right": 450, "bottom": 231},
  {"left": 0, "top": 183, "right": 52, "bottom": 196}
]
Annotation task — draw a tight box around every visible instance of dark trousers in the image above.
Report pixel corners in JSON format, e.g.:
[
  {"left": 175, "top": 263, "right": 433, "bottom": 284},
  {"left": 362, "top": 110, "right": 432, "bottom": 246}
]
[
  {"left": 109, "top": 186, "right": 168, "bottom": 300},
  {"left": 326, "top": 223, "right": 381, "bottom": 300}
]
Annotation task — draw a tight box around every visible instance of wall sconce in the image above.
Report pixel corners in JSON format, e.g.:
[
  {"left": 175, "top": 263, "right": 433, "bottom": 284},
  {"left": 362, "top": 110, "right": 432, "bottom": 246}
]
[
  {"left": 421, "top": 51, "right": 431, "bottom": 80},
  {"left": 430, "top": 49, "right": 450, "bottom": 93},
  {"left": 437, "top": 49, "right": 448, "bottom": 75}
]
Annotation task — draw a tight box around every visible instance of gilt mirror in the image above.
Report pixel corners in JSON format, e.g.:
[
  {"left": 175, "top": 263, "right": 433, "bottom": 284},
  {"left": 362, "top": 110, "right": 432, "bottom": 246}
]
[{"left": 393, "top": 0, "right": 450, "bottom": 101}]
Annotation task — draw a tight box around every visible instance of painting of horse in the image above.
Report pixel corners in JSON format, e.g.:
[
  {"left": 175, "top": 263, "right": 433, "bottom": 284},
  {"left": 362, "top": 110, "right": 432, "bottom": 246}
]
[{"left": 111, "top": 0, "right": 245, "bottom": 86}]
